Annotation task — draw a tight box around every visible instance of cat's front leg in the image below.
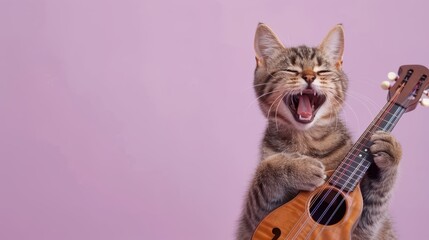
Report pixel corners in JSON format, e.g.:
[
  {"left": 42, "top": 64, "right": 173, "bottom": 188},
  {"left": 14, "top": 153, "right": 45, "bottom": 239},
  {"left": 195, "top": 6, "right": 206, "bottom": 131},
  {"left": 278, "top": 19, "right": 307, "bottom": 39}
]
[
  {"left": 251, "top": 153, "right": 327, "bottom": 213},
  {"left": 236, "top": 153, "right": 326, "bottom": 240},
  {"left": 370, "top": 131, "right": 402, "bottom": 173},
  {"left": 353, "top": 131, "right": 402, "bottom": 240},
  {"left": 255, "top": 153, "right": 327, "bottom": 202}
]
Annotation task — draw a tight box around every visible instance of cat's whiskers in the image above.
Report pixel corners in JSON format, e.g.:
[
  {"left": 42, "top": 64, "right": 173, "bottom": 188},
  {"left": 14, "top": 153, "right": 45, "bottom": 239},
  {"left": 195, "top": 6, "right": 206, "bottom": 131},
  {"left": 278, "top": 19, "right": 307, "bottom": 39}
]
[
  {"left": 266, "top": 90, "right": 287, "bottom": 124},
  {"left": 329, "top": 97, "right": 341, "bottom": 131},
  {"left": 344, "top": 91, "right": 378, "bottom": 116},
  {"left": 315, "top": 91, "right": 340, "bottom": 131},
  {"left": 274, "top": 91, "right": 289, "bottom": 130},
  {"left": 247, "top": 89, "right": 282, "bottom": 109},
  {"left": 250, "top": 82, "right": 273, "bottom": 91},
  {"left": 253, "top": 82, "right": 271, "bottom": 87},
  {"left": 330, "top": 93, "right": 362, "bottom": 131}
]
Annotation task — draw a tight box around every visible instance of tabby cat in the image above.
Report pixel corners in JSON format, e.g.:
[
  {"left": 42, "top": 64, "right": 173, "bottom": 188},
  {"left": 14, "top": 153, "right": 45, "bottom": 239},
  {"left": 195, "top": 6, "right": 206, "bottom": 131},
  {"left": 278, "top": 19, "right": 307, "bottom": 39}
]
[{"left": 237, "top": 23, "right": 402, "bottom": 240}]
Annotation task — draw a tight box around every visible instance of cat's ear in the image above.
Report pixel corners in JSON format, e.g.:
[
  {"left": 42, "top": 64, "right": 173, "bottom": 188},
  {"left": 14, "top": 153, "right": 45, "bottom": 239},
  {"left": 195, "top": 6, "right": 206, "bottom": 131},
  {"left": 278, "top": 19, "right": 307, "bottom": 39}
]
[
  {"left": 319, "top": 24, "right": 344, "bottom": 69},
  {"left": 254, "top": 23, "right": 285, "bottom": 67}
]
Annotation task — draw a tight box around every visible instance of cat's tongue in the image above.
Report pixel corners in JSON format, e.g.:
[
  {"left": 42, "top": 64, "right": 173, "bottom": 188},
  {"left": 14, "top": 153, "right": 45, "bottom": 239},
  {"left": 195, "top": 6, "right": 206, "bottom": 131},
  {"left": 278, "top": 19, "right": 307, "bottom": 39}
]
[{"left": 297, "top": 95, "right": 313, "bottom": 120}]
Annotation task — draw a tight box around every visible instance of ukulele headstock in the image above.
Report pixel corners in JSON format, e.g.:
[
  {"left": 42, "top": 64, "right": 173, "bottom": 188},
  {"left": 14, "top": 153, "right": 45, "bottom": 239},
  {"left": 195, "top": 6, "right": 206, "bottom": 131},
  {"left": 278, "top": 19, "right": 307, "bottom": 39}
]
[{"left": 386, "top": 65, "right": 429, "bottom": 112}]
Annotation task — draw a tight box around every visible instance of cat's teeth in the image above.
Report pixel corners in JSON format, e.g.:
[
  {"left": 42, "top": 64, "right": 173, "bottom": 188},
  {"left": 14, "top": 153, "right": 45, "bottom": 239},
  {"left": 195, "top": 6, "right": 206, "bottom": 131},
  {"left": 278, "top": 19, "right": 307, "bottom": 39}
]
[
  {"left": 314, "top": 92, "right": 317, "bottom": 96},
  {"left": 300, "top": 91, "right": 303, "bottom": 96},
  {"left": 299, "top": 114, "right": 312, "bottom": 121}
]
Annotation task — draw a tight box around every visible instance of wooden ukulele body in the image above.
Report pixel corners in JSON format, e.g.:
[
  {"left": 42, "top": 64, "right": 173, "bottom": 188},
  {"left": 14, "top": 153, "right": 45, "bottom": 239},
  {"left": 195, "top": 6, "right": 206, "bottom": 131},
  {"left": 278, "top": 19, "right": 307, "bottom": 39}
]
[{"left": 252, "top": 184, "right": 363, "bottom": 240}]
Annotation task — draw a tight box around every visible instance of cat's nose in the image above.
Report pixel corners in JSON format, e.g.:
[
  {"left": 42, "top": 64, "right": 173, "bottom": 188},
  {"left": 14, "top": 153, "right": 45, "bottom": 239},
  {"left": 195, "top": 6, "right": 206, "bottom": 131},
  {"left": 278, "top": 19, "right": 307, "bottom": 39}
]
[
  {"left": 303, "top": 74, "right": 316, "bottom": 82},
  {"left": 302, "top": 71, "right": 316, "bottom": 86}
]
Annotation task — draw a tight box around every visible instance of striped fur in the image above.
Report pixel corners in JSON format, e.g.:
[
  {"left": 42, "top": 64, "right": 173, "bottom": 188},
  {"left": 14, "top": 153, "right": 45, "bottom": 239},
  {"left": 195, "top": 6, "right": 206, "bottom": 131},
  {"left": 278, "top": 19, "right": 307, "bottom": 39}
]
[{"left": 237, "top": 24, "right": 402, "bottom": 240}]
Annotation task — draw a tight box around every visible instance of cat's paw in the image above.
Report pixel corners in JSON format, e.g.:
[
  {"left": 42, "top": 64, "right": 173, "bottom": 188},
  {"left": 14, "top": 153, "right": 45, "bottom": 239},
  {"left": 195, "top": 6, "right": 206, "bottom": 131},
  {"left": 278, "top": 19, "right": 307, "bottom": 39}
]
[
  {"left": 370, "top": 131, "right": 402, "bottom": 170},
  {"left": 288, "top": 156, "right": 326, "bottom": 192}
]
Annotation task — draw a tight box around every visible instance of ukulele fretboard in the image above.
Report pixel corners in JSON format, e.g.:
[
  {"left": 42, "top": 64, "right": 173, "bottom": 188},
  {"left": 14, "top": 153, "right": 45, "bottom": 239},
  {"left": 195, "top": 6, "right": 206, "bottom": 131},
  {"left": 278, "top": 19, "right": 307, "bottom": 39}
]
[{"left": 329, "top": 103, "right": 406, "bottom": 192}]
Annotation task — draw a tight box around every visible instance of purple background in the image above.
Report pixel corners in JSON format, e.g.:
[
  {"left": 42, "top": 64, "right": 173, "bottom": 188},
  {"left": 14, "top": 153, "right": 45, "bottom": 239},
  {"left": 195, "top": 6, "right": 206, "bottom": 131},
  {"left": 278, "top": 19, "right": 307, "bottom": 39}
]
[{"left": 1, "top": 0, "right": 429, "bottom": 239}]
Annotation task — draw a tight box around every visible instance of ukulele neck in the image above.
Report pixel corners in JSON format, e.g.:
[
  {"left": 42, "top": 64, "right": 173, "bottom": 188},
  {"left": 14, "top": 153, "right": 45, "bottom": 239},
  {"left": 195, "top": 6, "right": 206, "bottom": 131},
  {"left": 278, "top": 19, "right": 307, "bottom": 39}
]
[{"left": 329, "top": 101, "right": 406, "bottom": 192}]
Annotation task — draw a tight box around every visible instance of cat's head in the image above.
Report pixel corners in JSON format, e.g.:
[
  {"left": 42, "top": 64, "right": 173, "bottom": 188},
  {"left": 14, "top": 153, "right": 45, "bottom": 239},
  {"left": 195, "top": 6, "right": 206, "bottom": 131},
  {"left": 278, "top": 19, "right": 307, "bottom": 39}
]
[{"left": 254, "top": 23, "right": 348, "bottom": 131}]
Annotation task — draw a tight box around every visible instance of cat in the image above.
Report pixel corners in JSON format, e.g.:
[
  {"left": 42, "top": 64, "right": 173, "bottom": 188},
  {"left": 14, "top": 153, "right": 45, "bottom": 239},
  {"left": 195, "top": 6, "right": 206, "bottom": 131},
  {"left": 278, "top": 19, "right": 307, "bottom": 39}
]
[{"left": 236, "top": 23, "right": 402, "bottom": 240}]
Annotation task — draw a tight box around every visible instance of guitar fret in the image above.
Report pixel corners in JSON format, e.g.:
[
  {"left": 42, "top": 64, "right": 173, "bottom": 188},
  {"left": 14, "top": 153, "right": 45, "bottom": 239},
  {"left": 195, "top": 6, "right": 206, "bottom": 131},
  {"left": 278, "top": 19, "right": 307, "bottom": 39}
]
[
  {"left": 337, "top": 157, "right": 371, "bottom": 172},
  {"left": 332, "top": 162, "right": 370, "bottom": 181},
  {"left": 331, "top": 166, "right": 368, "bottom": 183},
  {"left": 335, "top": 165, "right": 366, "bottom": 175},
  {"left": 331, "top": 175, "right": 359, "bottom": 185},
  {"left": 329, "top": 158, "right": 371, "bottom": 192}
]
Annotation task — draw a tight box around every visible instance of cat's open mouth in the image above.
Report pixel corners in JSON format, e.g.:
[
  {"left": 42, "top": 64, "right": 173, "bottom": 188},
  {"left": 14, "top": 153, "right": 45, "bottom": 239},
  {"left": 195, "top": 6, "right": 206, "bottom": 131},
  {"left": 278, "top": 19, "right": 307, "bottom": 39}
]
[{"left": 284, "top": 89, "right": 326, "bottom": 124}]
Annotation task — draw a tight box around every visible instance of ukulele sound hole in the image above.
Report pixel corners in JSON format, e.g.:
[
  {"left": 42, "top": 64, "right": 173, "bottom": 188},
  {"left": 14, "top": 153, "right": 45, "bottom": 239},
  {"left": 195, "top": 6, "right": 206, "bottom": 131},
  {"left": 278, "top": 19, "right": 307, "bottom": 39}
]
[{"left": 309, "top": 188, "right": 347, "bottom": 225}]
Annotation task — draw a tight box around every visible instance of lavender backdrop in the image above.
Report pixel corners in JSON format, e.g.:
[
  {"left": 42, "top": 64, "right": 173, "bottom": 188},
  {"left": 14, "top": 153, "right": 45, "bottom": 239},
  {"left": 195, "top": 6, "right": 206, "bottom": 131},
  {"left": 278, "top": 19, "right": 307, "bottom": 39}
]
[{"left": 1, "top": 0, "right": 429, "bottom": 239}]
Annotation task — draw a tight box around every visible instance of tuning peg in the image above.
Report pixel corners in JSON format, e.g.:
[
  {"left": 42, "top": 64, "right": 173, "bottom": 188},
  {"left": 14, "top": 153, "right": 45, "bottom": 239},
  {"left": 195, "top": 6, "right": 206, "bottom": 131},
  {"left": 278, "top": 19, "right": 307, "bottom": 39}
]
[
  {"left": 387, "top": 72, "right": 398, "bottom": 81},
  {"left": 381, "top": 81, "right": 392, "bottom": 90},
  {"left": 420, "top": 98, "right": 429, "bottom": 107}
]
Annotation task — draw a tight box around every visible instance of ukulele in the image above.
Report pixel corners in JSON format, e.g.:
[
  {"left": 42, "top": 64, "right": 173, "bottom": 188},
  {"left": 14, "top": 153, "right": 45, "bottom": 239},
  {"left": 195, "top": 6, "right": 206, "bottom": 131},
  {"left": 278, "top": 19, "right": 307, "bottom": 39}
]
[{"left": 252, "top": 65, "right": 429, "bottom": 240}]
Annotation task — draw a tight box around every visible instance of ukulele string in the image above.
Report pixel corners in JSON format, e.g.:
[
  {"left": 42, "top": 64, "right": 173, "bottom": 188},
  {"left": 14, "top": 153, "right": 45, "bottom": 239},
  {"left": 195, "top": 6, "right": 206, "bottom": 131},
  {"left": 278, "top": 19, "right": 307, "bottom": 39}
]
[
  {"left": 297, "top": 84, "right": 406, "bottom": 240},
  {"left": 287, "top": 86, "right": 404, "bottom": 240}
]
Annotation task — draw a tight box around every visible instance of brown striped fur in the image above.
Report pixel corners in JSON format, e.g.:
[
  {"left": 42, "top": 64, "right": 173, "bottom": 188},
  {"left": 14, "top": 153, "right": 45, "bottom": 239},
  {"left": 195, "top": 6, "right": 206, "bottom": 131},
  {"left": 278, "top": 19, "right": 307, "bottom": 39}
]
[{"left": 237, "top": 24, "right": 402, "bottom": 240}]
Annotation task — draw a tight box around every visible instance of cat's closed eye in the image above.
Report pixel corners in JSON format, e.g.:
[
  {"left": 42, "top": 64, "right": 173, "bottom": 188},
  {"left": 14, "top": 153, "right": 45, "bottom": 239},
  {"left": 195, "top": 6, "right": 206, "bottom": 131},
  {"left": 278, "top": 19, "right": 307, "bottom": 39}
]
[
  {"left": 283, "top": 69, "right": 300, "bottom": 76},
  {"left": 316, "top": 70, "right": 332, "bottom": 76}
]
